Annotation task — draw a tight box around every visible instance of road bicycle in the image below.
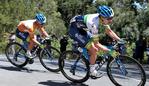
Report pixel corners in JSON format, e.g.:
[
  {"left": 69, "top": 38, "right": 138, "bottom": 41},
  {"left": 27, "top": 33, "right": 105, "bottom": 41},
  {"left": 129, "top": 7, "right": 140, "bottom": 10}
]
[
  {"left": 5, "top": 37, "right": 60, "bottom": 72},
  {"left": 59, "top": 41, "right": 146, "bottom": 86}
]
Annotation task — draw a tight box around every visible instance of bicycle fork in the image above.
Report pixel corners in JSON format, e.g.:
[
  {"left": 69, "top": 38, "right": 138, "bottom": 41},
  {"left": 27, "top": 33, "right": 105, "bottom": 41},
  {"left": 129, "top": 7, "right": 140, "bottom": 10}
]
[
  {"left": 115, "top": 57, "right": 128, "bottom": 76},
  {"left": 43, "top": 48, "right": 53, "bottom": 60}
]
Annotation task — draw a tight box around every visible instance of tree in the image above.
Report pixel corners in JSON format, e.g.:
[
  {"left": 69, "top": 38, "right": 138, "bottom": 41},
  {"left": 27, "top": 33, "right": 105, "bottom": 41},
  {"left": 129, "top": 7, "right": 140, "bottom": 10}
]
[{"left": 56, "top": 0, "right": 96, "bottom": 28}]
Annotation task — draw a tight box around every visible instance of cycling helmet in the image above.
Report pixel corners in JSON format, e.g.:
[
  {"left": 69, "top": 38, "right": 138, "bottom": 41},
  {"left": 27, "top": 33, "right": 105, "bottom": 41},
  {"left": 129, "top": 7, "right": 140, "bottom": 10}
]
[
  {"left": 35, "top": 13, "right": 46, "bottom": 25},
  {"left": 97, "top": 5, "right": 114, "bottom": 18}
]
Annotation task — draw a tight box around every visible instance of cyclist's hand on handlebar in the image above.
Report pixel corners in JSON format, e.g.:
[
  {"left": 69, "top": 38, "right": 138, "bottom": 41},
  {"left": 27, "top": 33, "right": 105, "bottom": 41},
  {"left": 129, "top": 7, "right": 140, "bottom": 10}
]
[
  {"left": 108, "top": 49, "right": 120, "bottom": 57},
  {"left": 44, "top": 36, "right": 52, "bottom": 42},
  {"left": 45, "top": 36, "right": 51, "bottom": 40},
  {"left": 118, "top": 39, "right": 125, "bottom": 44},
  {"left": 39, "top": 44, "right": 45, "bottom": 48},
  {"left": 90, "top": 35, "right": 99, "bottom": 42},
  {"left": 41, "top": 36, "right": 51, "bottom": 44}
]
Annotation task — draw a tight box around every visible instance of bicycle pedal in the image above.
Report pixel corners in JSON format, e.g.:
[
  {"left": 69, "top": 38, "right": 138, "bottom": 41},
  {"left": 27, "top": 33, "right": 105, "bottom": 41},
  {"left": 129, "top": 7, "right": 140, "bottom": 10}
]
[
  {"left": 28, "top": 59, "right": 34, "bottom": 64},
  {"left": 90, "top": 73, "right": 104, "bottom": 79}
]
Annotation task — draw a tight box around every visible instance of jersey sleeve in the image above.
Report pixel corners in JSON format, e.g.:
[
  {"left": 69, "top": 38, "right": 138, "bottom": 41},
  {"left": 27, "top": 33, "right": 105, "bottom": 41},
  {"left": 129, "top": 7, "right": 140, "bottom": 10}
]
[
  {"left": 85, "top": 14, "right": 99, "bottom": 35},
  {"left": 17, "top": 23, "right": 26, "bottom": 32}
]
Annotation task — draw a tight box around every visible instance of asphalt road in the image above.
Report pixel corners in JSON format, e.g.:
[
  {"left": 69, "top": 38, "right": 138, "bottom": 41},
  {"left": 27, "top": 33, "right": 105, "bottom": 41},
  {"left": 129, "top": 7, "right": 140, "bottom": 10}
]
[{"left": 0, "top": 54, "right": 149, "bottom": 86}]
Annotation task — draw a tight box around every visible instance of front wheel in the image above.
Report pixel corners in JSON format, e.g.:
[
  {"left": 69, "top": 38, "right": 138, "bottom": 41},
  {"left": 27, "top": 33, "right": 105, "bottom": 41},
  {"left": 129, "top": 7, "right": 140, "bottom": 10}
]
[
  {"left": 5, "top": 42, "right": 28, "bottom": 68},
  {"left": 107, "top": 55, "right": 146, "bottom": 86},
  {"left": 39, "top": 46, "right": 60, "bottom": 72}
]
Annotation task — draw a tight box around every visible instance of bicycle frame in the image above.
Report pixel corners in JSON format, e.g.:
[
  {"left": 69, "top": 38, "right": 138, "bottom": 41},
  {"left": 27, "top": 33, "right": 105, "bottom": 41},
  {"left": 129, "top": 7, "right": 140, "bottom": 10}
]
[
  {"left": 12, "top": 42, "right": 39, "bottom": 61},
  {"left": 70, "top": 42, "right": 128, "bottom": 76},
  {"left": 31, "top": 46, "right": 40, "bottom": 58},
  {"left": 21, "top": 37, "right": 53, "bottom": 59},
  {"left": 21, "top": 39, "right": 43, "bottom": 59}
]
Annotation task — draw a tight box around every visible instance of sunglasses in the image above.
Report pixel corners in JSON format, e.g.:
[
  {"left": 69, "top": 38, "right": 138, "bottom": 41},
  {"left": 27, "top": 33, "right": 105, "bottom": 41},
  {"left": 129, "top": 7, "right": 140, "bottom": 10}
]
[
  {"left": 101, "top": 17, "right": 113, "bottom": 20},
  {"left": 41, "top": 23, "right": 45, "bottom": 26},
  {"left": 36, "top": 21, "right": 45, "bottom": 26},
  {"left": 104, "top": 17, "right": 113, "bottom": 20},
  {"left": 39, "top": 22, "right": 45, "bottom": 26}
]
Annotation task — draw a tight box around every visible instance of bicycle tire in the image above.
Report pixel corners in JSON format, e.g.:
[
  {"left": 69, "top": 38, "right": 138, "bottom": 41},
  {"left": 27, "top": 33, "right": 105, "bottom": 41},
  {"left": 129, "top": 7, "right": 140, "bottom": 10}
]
[
  {"left": 5, "top": 42, "right": 28, "bottom": 68},
  {"left": 107, "top": 55, "right": 146, "bottom": 86},
  {"left": 39, "top": 46, "right": 60, "bottom": 72},
  {"left": 59, "top": 50, "right": 90, "bottom": 83}
]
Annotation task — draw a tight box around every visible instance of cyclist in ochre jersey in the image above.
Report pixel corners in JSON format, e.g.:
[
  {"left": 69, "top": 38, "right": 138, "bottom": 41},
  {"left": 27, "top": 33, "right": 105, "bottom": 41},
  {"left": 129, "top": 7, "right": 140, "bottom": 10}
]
[
  {"left": 69, "top": 5, "right": 123, "bottom": 77},
  {"left": 16, "top": 13, "right": 49, "bottom": 59}
]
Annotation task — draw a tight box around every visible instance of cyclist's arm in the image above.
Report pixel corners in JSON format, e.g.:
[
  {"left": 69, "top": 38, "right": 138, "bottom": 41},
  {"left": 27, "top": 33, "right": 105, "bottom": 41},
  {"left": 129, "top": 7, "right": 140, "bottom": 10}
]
[
  {"left": 29, "top": 33, "right": 41, "bottom": 45},
  {"left": 32, "top": 37, "right": 41, "bottom": 45},
  {"left": 39, "top": 27, "right": 49, "bottom": 38},
  {"left": 104, "top": 25, "right": 120, "bottom": 41}
]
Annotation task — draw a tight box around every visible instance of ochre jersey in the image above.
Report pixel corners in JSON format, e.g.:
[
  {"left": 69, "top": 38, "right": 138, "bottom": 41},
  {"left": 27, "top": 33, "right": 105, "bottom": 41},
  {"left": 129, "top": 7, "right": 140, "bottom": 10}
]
[{"left": 17, "top": 19, "right": 46, "bottom": 39}]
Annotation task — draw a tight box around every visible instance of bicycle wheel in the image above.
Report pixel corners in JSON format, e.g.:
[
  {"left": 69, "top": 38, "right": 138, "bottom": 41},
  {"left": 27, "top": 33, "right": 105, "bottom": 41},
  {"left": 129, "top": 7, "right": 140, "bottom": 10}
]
[
  {"left": 5, "top": 42, "right": 28, "bottom": 68},
  {"left": 39, "top": 46, "right": 60, "bottom": 72},
  {"left": 59, "top": 50, "right": 90, "bottom": 83},
  {"left": 107, "top": 55, "right": 146, "bottom": 86}
]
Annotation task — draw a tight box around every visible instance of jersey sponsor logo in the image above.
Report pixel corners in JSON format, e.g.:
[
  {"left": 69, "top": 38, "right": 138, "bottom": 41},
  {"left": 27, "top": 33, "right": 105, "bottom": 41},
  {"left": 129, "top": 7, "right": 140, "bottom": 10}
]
[
  {"left": 75, "top": 33, "right": 85, "bottom": 43},
  {"left": 18, "top": 32, "right": 26, "bottom": 38}
]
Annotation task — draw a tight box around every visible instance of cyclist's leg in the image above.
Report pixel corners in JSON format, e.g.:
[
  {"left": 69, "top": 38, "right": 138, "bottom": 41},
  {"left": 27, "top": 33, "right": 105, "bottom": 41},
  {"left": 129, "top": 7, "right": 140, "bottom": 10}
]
[
  {"left": 87, "top": 41, "right": 110, "bottom": 76},
  {"left": 88, "top": 42, "right": 98, "bottom": 65},
  {"left": 28, "top": 37, "right": 35, "bottom": 51},
  {"left": 86, "top": 42, "right": 98, "bottom": 76},
  {"left": 94, "top": 41, "right": 110, "bottom": 52},
  {"left": 26, "top": 36, "right": 37, "bottom": 58},
  {"left": 26, "top": 40, "right": 32, "bottom": 58},
  {"left": 16, "top": 28, "right": 31, "bottom": 57},
  {"left": 16, "top": 28, "right": 29, "bottom": 42}
]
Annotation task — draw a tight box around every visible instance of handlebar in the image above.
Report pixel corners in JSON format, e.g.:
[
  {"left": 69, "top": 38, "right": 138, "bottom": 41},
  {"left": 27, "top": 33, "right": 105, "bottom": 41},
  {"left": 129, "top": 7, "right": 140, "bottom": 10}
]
[
  {"left": 37, "top": 35, "right": 51, "bottom": 45},
  {"left": 110, "top": 40, "right": 126, "bottom": 55}
]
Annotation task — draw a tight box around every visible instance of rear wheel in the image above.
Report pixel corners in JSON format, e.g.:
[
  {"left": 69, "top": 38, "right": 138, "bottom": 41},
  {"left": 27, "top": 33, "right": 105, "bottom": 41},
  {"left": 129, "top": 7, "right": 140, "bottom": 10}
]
[
  {"left": 107, "top": 55, "right": 146, "bottom": 86},
  {"left": 5, "top": 42, "right": 28, "bottom": 68},
  {"left": 59, "top": 51, "right": 90, "bottom": 83}
]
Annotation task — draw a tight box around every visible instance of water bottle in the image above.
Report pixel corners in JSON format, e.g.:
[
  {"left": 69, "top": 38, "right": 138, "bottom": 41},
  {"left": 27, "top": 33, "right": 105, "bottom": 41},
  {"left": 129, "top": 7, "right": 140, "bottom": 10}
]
[
  {"left": 78, "top": 47, "right": 83, "bottom": 52},
  {"left": 78, "top": 47, "right": 89, "bottom": 60}
]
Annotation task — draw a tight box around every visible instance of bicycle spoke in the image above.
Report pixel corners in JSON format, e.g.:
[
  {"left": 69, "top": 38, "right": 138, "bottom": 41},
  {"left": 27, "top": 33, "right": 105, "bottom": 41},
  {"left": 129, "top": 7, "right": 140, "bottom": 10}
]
[
  {"left": 39, "top": 47, "right": 60, "bottom": 72},
  {"left": 5, "top": 42, "right": 28, "bottom": 68},
  {"left": 107, "top": 56, "right": 146, "bottom": 86},
  {"left": 59, "top": 51, "right": 89, "bottom": 83}
]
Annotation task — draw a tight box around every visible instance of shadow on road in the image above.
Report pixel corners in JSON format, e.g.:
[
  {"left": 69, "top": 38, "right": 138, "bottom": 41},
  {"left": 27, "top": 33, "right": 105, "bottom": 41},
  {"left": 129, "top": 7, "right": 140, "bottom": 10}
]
[
  {"left": 0, "top": 57, "right": 60, "bottom": 74},
  {"left": 143, "top": 66, "right": 149, "bottom": 81},
  {"left": 39, "top": 80, "right": 88, "bottom": 86},
  {"left": 0, "top": 65, "right": 48, "bottom": 73}
]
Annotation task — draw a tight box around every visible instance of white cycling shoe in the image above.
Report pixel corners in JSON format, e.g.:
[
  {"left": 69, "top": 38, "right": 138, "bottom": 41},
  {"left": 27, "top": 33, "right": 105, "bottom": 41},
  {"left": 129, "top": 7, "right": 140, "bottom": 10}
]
[
  {"left": 90, "top": 64, "right": 103, "bottom": 79},
  {"left": 26, "top": 51, "right": 34, "bottom": 64},
  {"left": 26, "top": 51, "right": 33, "bottom": 59},
  {"left": 90, "top": 70, "right": 98, "bottom": 76}
]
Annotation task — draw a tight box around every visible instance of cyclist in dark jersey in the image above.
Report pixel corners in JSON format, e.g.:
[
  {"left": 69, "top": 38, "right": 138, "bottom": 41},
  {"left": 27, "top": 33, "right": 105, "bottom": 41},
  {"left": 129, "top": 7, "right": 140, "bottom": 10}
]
[{"left": 69, "top": 5, "right": 123, "bottom": 77}]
